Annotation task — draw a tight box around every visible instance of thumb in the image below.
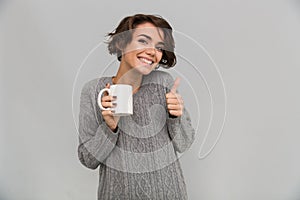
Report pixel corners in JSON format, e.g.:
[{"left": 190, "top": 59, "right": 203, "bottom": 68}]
[
  {"left": 103, "top": 83, "right": 110, "bottom": 96},
  {"left": 171, "top": 77, "right": 180, "bottom": 93}
]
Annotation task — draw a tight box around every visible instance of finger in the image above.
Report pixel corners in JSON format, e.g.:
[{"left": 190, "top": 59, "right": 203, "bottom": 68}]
[
  {"left": 101, "top": 101, "right": 117, "bottom": 108},
  {"left": 166, "top": 98, "right": 177, "bottom": 104},
  {"left": 167, "top": 104, "right": 182, "bottom": 110},
  {"left": 166, "top": 98, "right": 184, "bottom": 104},
  {"left": 102, "top": 95, "right": 117, "bottom": 102},
  {"left": 100, "top": 83, "right": 111, "bottom": 96},
  {"left": 169, "top": 110, "right": 183, "bottom": 117},
  {"left": 166, "top": 97, "right": 183, "bottom": 104},
  {"left": 166, "top": 93, "right": 176, "bottom": 99},
  {"left": 166, "top": 93, "right": 182, "bottom": 99},
  {"left": 102, "top": 110, "right": 115, "bottom": 116},
  {"left": 171, "top": 77, "right": 180, "bottom": 93}
]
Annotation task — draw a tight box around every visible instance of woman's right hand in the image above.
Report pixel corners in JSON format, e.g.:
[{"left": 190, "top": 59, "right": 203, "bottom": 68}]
[{"left": 100, "top": 83, "right": 120, "bottom": 132}]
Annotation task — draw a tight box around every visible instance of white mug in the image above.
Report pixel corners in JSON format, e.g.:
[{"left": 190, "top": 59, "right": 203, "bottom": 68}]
[{"left": 97, "top": 84, "right": 133, "bottom": 116}]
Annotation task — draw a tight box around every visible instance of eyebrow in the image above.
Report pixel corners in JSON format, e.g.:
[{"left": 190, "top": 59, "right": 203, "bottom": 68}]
[{"left": 137, "top": 34, "right": 165, "bottom": 45}]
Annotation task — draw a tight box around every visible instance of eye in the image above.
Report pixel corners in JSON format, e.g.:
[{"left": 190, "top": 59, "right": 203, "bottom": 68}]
[
  {"left": 156, "top": 46, "right": 164, "bottom": 52},
  {"left": 138, "top": 39, "right": 148, "bottom": 45}
]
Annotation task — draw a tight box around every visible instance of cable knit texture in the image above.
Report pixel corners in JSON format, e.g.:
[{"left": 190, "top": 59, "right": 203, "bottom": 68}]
[{"left": 78, "top": 70, "right": 195, "bottom": 200}]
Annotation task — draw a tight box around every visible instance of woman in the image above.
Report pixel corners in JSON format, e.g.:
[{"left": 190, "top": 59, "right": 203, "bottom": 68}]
[{"left": 78, "top": 14, "right": 195, "bottom": 200}]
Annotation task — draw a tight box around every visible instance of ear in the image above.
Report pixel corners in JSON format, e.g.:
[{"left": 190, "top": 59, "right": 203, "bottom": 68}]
[
  {"left": 115, "top": 40, "right": 124, "bottom": 52},
  {"left": 114, "top": 41, "right": 123, "bottom": 61}
]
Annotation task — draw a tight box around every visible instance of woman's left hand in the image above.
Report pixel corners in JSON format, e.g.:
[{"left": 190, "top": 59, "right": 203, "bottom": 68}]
[{"left": 166, "top": 77, "right": 184, "bottom": 117}]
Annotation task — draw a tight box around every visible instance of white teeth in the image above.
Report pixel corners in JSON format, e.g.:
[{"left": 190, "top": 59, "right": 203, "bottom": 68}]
[{"left": 139, "top": 58, "right": 153, "bottom": 65}]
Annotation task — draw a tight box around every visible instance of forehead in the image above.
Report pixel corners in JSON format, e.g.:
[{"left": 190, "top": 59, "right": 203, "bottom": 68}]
[{"left": 133, "top": 22, "right": 164, "bottom": 41}]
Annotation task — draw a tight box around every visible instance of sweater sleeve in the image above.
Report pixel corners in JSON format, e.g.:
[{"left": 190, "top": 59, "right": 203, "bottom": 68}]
[
  {"left": 77, "top": 79, "right": 120, "bottom": 170},
  {"left": 167, "top": 109, "right": 195, "bottom": 153},
  {"left": 162, "top": 72, "right": 195, "bottom": 153}
]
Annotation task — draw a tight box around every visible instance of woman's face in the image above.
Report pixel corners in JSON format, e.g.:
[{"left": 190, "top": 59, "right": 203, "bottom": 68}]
[{"left": 120, "top": 22, "right": 165, "bottom": 75}]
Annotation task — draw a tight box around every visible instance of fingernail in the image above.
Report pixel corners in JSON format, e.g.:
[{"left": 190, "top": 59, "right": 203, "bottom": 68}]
[
  {"left": 112, "top": 103, "right": 117, "bottom": 107},
  {"left": 111, "top": 110, "right": 115, "bottom": 113},
  {"left": 113, "top": 96, "right": 117, "bottom": 99}
]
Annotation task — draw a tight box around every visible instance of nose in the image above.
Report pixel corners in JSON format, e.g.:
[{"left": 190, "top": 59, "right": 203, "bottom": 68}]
[{"left": 145, "top": 47, "right": 156, "bottom": 56}]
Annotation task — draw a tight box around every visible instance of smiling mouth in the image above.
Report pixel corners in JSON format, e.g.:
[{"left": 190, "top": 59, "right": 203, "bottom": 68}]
[{"left": 138, "top": 57, "right": 154, "bottom": 65}]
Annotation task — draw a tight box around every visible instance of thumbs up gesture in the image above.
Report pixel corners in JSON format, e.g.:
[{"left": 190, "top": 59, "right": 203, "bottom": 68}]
[{"left": 166, "top": 77, "right": 184, "bottom": 117}]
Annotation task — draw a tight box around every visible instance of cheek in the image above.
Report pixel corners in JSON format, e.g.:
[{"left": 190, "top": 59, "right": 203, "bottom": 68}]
[
  {"left": 157, "top": 52, "right": 163, "bottom": 61},
  {"left": 123, "top": 52, "right": 137, "bottom": 62},
  {"left": 123, "top": 46, "right": 141, "bottom": 59},
  {"left": 123, "top": 42, "right": 140, "bottom": 54},
  {"left": 125, "top": 47, "right": 144, "bottom": 56}
]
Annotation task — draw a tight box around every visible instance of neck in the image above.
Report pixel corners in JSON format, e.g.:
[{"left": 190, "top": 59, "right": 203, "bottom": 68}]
[{"left": 112, "top": 63, "right": 143, "bottom": 94}]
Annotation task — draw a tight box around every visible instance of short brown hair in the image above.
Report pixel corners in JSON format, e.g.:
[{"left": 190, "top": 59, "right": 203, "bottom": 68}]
[{"left": 107, "top": 14, "right": 176, "bottom": 68}]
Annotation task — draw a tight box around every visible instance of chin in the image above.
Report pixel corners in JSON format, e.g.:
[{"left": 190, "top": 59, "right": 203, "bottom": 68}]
[
  {"left": 135, "top": 65, "right": 156, "bottom": 75},
  {"left": 139, "top": 68, "right": 153, "bottom": 75}
]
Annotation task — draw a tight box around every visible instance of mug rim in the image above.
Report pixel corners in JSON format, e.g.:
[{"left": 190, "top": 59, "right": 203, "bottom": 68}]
[{"left": 109, "top": 84, "right": 132, "bottom": 88}]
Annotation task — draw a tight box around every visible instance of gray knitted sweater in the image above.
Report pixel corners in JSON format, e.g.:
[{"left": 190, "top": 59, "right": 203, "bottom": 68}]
[{"left": 78, "top": 70, "right": 195, "bottom": 200}]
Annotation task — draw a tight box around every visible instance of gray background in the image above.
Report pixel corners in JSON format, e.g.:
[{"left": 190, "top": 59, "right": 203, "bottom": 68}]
[{"left": 1, "top": 0, "right": 300, "bottom": 199}]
